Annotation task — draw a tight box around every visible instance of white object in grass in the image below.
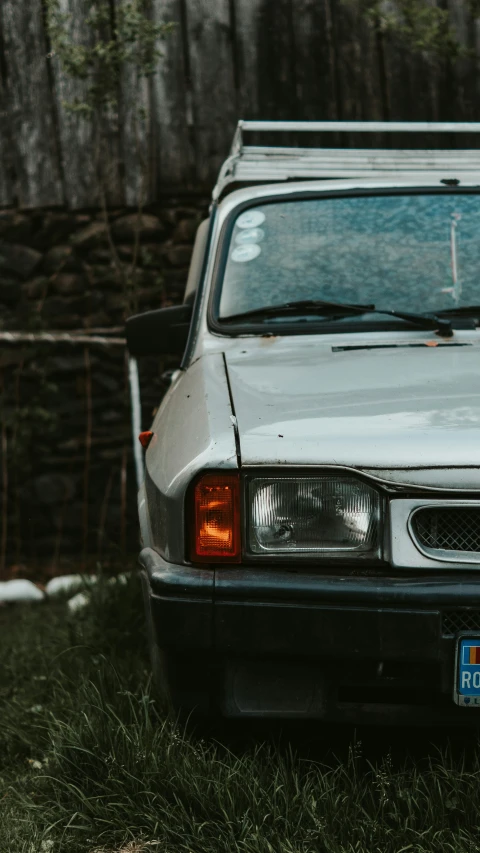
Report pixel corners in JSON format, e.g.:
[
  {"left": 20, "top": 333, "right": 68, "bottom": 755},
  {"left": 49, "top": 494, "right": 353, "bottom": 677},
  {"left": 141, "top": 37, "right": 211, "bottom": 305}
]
[
  {"left": 0, "top": 580, "right": 44, "bottom": 602},
  {"left": 67, "top": 592, "right": 91, "bottom": 613},
  {"left": 45, "top": 574, "right": 96, "bottom": 597},
  {"left": 107, "top": 572, "right": 130, "bottom": 586}
]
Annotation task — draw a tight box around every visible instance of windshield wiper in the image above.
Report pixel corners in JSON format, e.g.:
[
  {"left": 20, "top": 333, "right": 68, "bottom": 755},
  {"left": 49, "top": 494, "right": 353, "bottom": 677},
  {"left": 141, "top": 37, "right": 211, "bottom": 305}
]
[
  {"left": 370, "top": 308, "right": 452, "bottom": 336},
  {"left": 434, "top": 305, "right": 480, "bottom": 317},
  {"left": 222, "top": 299, "right": 375, "bottom": 322},
  {"left": 221, "top": 299, "right": 453, "bottom": 337}
]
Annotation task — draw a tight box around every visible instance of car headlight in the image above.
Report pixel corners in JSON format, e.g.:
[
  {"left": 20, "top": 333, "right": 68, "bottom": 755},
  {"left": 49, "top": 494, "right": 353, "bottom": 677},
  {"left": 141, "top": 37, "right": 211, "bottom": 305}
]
[{"left": 247, "top": 476, "right": 382, "bottom": 558}]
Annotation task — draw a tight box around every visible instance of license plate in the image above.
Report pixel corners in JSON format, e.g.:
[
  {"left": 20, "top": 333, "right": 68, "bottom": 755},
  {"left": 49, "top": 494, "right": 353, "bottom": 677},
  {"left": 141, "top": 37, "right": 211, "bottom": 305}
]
[{"left": 454, "top": 637, "right": 480, "bottom": 706}]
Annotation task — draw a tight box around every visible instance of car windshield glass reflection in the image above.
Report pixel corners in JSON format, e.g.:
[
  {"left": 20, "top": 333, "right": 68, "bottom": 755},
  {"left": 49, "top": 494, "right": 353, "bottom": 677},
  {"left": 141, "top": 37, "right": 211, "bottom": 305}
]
[{"left": 218, "top": 193, "right": 480, "bottom": 321}]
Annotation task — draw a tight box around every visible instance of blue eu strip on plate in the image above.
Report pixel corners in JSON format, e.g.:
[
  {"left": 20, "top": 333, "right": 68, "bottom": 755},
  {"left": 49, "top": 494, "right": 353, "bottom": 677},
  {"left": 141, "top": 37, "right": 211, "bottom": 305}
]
[{"left": 455, "top": 637, "right": 480, "bottom": 706}]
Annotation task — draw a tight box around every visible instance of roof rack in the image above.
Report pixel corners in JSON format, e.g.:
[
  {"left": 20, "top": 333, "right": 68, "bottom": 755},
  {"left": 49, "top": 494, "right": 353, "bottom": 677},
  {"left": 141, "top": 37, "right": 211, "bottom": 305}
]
[{"left": 213, "top": 120, "right": 480, "bottom": 200}]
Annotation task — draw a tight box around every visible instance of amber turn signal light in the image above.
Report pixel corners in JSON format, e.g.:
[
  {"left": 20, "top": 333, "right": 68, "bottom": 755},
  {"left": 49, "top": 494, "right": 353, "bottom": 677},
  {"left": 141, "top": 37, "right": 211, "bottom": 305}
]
[
  {"left": 191, "top": 472, "right": 241, "bottom": 563},
  {"left": 138, "top": 431, "right": 154, "bottom": 449}
]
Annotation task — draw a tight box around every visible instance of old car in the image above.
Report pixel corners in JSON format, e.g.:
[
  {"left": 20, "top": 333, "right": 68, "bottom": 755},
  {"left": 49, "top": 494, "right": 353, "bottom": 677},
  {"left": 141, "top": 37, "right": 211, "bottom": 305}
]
[{"left": 127, "top": 120, "right": 480, "bottom": 724}]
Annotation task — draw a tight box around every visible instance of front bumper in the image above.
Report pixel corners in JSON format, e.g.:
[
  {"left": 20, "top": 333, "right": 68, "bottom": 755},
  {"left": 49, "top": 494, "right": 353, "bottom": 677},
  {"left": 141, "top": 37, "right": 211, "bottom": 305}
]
[{"left": 139, "top": 547, "right": 480, "bottom": 724}]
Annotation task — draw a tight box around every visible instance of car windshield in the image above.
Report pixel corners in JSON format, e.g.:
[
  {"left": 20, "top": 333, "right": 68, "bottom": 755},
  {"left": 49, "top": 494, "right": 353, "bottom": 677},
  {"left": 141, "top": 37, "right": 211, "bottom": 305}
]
[{"left": 218, "top": 192, "right": 480, "bottom": 322}]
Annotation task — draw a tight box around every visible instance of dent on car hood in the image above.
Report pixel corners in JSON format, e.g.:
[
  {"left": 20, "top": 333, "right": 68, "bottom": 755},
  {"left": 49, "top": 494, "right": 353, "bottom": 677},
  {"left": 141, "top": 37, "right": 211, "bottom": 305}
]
[{"left": 224, "top": 337, "right": 480, "bottom": 477}]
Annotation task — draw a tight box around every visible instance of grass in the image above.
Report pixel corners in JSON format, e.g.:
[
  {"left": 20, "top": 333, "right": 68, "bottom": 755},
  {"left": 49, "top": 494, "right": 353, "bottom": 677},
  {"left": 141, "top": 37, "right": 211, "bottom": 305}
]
[{"left": 1, "top": 576, "right": 480, "bottom": 853}]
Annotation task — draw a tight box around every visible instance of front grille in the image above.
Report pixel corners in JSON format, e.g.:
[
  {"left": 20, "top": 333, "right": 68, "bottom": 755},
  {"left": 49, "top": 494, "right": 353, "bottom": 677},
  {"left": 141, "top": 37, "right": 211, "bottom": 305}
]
[
  {"left": 442, "top": 610, "right": 480, "bottom": 636},
  {"left": 412, "top": 507, "right": 480, "bottom": 554}
]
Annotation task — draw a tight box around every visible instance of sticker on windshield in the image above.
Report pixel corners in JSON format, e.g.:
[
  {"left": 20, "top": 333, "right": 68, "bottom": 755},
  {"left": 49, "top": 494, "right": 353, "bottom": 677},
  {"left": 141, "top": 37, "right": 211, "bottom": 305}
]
[
  {"left": 231, "top": 244, "right": 261, "bottom": 263},
  {"left": 235, "top": 227, "right": 265, "bottom": 245},
  {"left": 237, "top": 210, "right": 266, "bottom": 229}
]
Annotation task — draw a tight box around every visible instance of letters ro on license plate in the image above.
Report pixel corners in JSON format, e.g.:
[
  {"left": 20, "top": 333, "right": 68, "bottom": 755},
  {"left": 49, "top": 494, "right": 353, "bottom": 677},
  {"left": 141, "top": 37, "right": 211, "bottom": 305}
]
[{"left": 455, "top": 637, "right": 480, "bottom": 706}]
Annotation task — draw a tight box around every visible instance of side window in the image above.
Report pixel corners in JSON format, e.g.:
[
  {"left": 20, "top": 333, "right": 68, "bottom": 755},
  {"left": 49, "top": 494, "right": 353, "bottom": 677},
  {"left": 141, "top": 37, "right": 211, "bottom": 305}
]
[{"left": 184, "top": 219, "right": 210, "bottom": 305}]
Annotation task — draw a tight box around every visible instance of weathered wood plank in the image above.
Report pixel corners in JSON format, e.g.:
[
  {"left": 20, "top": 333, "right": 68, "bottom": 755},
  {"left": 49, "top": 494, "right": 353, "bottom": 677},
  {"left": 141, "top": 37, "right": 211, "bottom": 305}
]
[
  {"left": 291, "top": 0, "right": 338, "bottom": 123},
  {"left": 0, "top": 19, "right": 14, "bottom": 207},
  {"left": 183, "top": 0, "right": 237, "bottom": 186},
  {"left": 292, "top": 0, "right": 382, "bottom": 150},
  {"left": 118, "top": 64, "right": 150, "bottom": 206},
  {"left": 332, "top": 0, "right": 385, "bottom": 148},
  {"left": 329, "top": 0, "right": 369, "bottom": 128},
  {"left": 0, "top": 0, "right": 63, "bottom": 208},
  {"left": 0, "top": 128, "right": 13, "bottom": 208},
  {"left": 234, "top": 0, "right": 298, "bottom": 151},
  {"left": 232, "top": 0, "right": 264, "bottom": 120},
  {"left": 382, "top": 2, "right": 445, "bottom": 148},
  {"left": 447, "top": 0, "right": 476, "bottom": 123},
  {"left": 151, "top": 0, "right": 193, "bottom": 191},
  {"left": 49, "top": 0, "right": 122, "bottom": 209},
  {"left": 291, "top": 0, "right": 351, "bottom": 150},
  {"left": 475, "top": 14, "right": 480, "bottom": 118},
  {"left": 253, "top": 0, "right": 296, "bottom": 121}
]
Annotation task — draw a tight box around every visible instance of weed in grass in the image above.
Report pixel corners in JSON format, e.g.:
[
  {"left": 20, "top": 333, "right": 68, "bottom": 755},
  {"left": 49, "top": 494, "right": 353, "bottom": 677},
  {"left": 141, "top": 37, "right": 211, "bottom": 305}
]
[{"left": 1, "top": 573, "right": 480, "bottom": 852}]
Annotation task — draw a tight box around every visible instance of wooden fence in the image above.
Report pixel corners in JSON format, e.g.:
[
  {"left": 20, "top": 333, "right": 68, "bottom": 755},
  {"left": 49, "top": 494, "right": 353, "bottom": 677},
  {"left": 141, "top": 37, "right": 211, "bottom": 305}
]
[{"left": 1, "top": 0, "right": 480, "bottom": 209}]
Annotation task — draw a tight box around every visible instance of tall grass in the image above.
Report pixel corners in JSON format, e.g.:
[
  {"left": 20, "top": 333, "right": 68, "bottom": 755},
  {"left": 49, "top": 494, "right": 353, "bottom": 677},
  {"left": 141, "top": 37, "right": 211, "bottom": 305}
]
[{"left": 1, "top": 574, "right": 480, "bottom": 853}]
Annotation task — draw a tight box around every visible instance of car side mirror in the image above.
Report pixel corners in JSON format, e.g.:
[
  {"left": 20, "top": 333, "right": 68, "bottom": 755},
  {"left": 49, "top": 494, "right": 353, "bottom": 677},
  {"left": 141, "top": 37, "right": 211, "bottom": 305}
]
[{"left": 125, "top": 304, "right": 193, "bottom": 356}]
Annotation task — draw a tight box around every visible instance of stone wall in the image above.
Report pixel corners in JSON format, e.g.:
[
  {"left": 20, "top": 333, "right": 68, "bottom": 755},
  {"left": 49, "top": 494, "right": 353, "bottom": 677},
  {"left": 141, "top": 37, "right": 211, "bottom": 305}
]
[{"left": 0, "top": 197, "right": 209, "bottom": 577}]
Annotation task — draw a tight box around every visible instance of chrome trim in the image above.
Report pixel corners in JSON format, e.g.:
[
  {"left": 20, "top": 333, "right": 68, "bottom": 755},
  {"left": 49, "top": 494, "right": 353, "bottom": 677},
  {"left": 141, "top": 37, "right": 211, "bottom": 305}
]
[
  {"left": 390, "top": 499, "right": 480, "bottom": 570},
  {"left": 242, "top": 464, "right": 480, "bottom": 494},
  {"left": 408, "top": 502, "right": 480, "bottom": 565},
  {"left": 236, "top": 120, "right": 480, "bottom": 138}
]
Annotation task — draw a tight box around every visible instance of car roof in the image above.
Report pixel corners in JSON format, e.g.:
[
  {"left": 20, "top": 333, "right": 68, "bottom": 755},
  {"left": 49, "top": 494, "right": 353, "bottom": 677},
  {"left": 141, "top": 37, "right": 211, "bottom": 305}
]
[
  {"left": 213, "top": 120, "right": 480, "bottom": 202},
  {"left": 216, "top": 175, "right": 480, "bottom": 222}
]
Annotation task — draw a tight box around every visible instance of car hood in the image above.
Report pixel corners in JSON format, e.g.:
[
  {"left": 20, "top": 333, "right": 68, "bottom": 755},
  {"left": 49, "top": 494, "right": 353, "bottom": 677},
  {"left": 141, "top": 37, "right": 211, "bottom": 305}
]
[{"left": 224, "top": 336, "right": 480, "bottom": 476}]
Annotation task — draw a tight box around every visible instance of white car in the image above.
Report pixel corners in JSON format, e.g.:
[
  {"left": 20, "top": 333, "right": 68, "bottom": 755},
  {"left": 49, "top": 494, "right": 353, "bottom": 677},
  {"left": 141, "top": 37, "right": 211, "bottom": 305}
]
[{"left": 127, "top": 121, "right": 480, "bottom": 724}]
